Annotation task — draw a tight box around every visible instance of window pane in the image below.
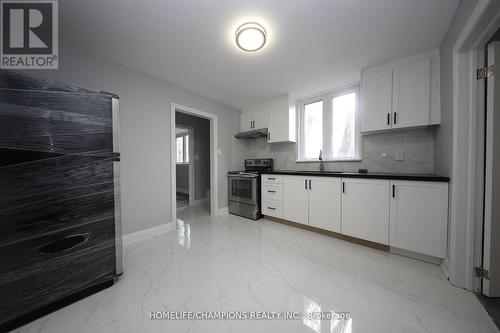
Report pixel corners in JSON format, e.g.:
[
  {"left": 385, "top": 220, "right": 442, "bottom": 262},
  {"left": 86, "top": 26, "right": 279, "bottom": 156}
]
[
  {"left": 176, "top": 137, "right": 183, "bottom": 163},
  {"left": 303, "top": 100, "right": 323, "bottom": 159},
  {"left": 331, "top": 92, "right": 356, "bottom": 158},
  {"left": 184, "top": 135, "right": 189, "bottom": 163}
]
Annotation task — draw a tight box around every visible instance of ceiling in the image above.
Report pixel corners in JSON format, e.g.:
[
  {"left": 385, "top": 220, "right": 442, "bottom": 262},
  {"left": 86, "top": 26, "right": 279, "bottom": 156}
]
[{"left": 60, "top": 0, "right": 459, "bottom": 110}]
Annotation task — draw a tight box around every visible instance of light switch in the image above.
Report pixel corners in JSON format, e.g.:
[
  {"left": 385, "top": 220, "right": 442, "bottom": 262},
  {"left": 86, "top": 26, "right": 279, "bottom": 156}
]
[{"left": 395, "top": 151, "right": 404, "bottom": 161}]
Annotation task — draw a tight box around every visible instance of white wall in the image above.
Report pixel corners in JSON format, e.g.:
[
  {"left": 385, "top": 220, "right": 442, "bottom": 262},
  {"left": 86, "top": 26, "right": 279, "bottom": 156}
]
[
  {"left": 435, "top": 0, "right": 479, "bottom": 176},
  {"left": 32, "top": 46, "right": 240, "bottom": 234}
]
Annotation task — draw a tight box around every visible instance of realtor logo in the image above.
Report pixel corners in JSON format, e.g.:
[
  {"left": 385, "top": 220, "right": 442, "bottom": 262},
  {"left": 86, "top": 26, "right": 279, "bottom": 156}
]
[{"left": 1, "top": 0, "right": 58, "bottom": 69}]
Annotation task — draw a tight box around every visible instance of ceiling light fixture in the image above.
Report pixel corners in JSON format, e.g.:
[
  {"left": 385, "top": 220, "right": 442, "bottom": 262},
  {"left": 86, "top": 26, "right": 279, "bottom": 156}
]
[{"left": 235, "top": 22, "right": 267, "bottom": 52}]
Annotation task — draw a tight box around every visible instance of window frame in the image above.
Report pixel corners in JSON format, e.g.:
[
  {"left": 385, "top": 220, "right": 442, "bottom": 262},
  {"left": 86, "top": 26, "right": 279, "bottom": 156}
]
[
  {"left": 297, "top": 85, "right": 362, "bottom": 162},
  {"left": 176, "top": 132, "right": 190, "bottom": 164}
]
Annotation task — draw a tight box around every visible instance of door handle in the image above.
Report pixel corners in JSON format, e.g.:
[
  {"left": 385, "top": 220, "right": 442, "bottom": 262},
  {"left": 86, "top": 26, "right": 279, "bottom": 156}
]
[{"left": 309, "top": 179, "right": 312, "bottom": 190}]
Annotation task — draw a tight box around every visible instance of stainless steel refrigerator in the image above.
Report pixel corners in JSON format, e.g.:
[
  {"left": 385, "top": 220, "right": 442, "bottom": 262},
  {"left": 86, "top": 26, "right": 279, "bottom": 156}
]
[{"left": 0, "top": 70, "right": 122, "bottom": 331}]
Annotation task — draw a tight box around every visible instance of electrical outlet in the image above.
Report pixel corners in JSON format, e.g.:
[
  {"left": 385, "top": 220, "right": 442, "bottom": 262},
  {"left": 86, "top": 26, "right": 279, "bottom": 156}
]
[{"left": 395, "top": 151, "right": 404, "bottom": 161}]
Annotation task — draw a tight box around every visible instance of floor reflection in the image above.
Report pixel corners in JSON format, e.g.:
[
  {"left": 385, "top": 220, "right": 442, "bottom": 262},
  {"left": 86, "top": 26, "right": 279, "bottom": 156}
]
[{"left": 176, "top": 219, "right": 191, "bottom": 249}]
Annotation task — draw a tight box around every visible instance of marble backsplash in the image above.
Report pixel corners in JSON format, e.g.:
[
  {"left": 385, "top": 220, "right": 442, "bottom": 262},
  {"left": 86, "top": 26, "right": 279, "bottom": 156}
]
[{"left": 235, "top": 129, "right": 435, "bottom": 174}]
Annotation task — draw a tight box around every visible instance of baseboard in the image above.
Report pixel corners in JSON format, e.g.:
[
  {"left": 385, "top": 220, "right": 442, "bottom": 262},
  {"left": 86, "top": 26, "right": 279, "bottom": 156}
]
[
  {"left": 192, "top": 197, "right": 208, "bottom": 206},
  {"left": 218, "top": 207, "right": 229, "bottom": 215},
  {"left": 176, "top": 188, "right": 189, "bottom": 194},
  {"left": 123, "top": 223, "right": 176, "bottom": 246}
]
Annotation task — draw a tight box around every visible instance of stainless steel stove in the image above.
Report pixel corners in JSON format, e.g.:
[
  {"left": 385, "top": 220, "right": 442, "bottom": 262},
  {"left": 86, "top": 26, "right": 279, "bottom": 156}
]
[{"left": 228, "top": 159, "right": 273, "bottom": 220}]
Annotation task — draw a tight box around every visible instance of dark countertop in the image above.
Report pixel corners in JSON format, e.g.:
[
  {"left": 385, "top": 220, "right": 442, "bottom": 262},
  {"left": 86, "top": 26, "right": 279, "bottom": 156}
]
[{"left": 263, "top": 170, "right": 450, "bottom": 182}]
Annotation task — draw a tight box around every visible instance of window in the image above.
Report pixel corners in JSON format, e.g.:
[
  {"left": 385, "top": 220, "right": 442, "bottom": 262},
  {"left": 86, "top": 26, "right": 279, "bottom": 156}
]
[
  {"left": 176, "top": 133, "right": 189, "bottom": 163},
  {"left": 298, "top": 86, "right": 360, "bottom": 161}
]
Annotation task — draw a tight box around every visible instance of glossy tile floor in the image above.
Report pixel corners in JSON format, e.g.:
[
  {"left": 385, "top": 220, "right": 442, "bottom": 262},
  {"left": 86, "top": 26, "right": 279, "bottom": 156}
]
[{"left": 13, "top": 205, "right": 498, "bottom": 333}]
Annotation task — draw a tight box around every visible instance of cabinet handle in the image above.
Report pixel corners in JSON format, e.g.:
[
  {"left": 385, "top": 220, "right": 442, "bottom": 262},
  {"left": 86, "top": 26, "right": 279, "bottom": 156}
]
[
  {"left": 309, "top": 179, "right": 312, "bottom": 190},
  {"left": 268, "top": 190, "right": 276, "bottom": 193},
  {"left": 393, "top": 112, "right": 397, "bottom": 125},
  {"left": 40, "top": 233, "right": 90, "bottom": 254},
  {"left": 268, "top": 132, "right": 271, "bottom": 141},
  {"left": 392, "top": 184, "right": 395, "bottom": 198},
  {"left": 342, "top": 182, "right": 345, "bottom": 193},
  {"left": 387, "top": 113, "right": 390, "bottom": 125},
  {"left": 267, "top": 207, "right": 276, "bottom": 211},
  {"left": 305, "top": 179, "right": 307, "bottom": 189},
  {"left": 268, "top": 177, "right": 275, "bottom": 180}
]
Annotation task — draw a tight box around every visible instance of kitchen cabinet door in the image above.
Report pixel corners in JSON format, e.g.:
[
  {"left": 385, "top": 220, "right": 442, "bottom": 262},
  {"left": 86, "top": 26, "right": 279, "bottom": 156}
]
[
  {"left": 390, "top": 181, "right": 448, "bottom": 258},
  {"left": 283, "top": 176, "right": 309, "bottom": 225},
  {"left": 268, "top": 97, "right": 296, "bottom": 143},
  {"left": 252, "top": 109, "right": 270, "bottom": 130},
  {"left": 361, "top": 70, "right": 393, "bottom": 132},
  {"left": 392, "top": 58, "right": 431, "bottom": 129},
  {"left": 240, "top": 111, "right": 254, "bottom": 131},
  {"left": 308, "top": 177, "right": 341, "bottom": 233},
  {"left": 341, "top": 178, "right": 390, "bottom": 245}
]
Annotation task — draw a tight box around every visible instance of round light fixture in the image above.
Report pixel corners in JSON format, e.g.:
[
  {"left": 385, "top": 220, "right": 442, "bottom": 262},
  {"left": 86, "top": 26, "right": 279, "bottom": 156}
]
[{"left": 235, "top": 22, "right": 267, "bottom": 52}]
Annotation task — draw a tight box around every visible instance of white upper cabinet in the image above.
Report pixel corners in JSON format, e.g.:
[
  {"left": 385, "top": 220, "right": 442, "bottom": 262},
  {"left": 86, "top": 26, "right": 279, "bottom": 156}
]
[
  {"left": 389, "top": 181, "right": 448, "bottom": 258},
  {"left": 240, "top": 111, "right": 255, "bottom": 131},
  {"left": 240, "top": 95, "right": 296, "bottom": 143},
  {"left": 361, "top": 49, "right": 439, "bottom": 133},
  {"left": 341, "top": 178, "right": 390, "bottom": 245},
  {"left": 392, "top": 59, "right": 431, "bottom": 129},
  {"left": 361, "top": 70, "right": 393, "bottom": 132}
]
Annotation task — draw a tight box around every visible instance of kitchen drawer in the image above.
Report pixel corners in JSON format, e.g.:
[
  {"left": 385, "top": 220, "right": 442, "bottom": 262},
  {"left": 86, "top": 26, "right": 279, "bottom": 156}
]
[
  {"left": 262, "top": 184, "right": 283, "bottom": 201},
  {"left": 0, "top": 219, "right": 116, "bottom": 326},
  {"left": 0, "top": 243, "right": 115, "bottom": 326},
  {"left": 262, "top": 174, "right": 283, "bottom": 184},
  {"left": 262, "top": 200, "right": 282, "bottom": 217},
  {"left": 0, "top": 219, "right": 115, "bottom": 278}
]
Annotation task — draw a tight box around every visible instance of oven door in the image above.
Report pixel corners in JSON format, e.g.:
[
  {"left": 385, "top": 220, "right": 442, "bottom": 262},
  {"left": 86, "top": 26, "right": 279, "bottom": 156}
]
[{"left": 228, "top": 175, "right": 258, "bottom": 206}]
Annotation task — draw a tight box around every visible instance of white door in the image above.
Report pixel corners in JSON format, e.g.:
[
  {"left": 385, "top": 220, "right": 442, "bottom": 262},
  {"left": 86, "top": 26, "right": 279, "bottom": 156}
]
[
  {"left": 283, "top": 176, "right": 309, "bottom": 225},
  {"left": 341, "top": 178, "right": 390, "bottom": 245},
  {"left": 361, "top": 70, "right": 392, "bottom": 132},
  {"left": 392, "top": 58, "right": 431, "bottom": 129},
  {"left": 390, "top": 181, "right": 448, "bottom": 258},
  {"left": 240, "top": 111, "right": 254, "bottom": 131},
  {"left": 483, "top": 42, "right": 500, "bottom": 296},
  {"left": 308, "top": 177, "right": 342, "bottom": 233}
]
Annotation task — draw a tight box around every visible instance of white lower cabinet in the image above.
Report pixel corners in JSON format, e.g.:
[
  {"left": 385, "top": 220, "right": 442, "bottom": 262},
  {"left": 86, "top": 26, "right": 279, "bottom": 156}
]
[
  {"left": 283, "top": 176, "right": 309, "bottom": 224},
  {"left": 389, "top": 181, "right": 448, "bottom": 258},
  {"left": 282, "top": 176, "right": 341, "bottom": 232},
  {"left": 274, "top": 174, "right": 449, "bottom": 259},
  {"left": 308, "top": 178, "right": 342, "bottom": 232},
  {"left": 341, "top": 178, "right": 390, "bottom": 245}
]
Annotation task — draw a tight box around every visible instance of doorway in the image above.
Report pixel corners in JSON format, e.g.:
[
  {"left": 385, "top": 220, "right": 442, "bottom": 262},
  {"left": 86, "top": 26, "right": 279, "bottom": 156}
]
[
  {"left": 170, "top": 103, "right": 218, "bottom": 223},
  {"left": 175, "top": 126, "right": 194, "bottom": 209}
]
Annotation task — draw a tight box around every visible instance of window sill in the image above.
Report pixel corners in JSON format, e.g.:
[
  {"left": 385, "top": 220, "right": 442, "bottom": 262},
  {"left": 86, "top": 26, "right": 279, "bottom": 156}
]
[{"left": 296, "top": 158, "right": 362, "bottom": 163}]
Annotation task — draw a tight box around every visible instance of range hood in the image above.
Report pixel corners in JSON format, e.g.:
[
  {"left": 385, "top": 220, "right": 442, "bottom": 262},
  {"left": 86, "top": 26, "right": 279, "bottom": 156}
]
[{"left": 235, "top": 128, "right": 269, "bottom": 139}]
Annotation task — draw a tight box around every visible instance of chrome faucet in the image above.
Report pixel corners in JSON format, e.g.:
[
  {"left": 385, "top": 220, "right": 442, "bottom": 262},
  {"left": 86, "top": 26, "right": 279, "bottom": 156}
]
[{"left": 319, "top": 150, "right": 325, "bottom": 173}]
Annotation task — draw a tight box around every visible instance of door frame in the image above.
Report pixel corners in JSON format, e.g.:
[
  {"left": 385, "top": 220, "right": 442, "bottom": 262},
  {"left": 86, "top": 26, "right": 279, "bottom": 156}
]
[
  {"left": 171, "top": 103, "right": 218, "bottom": 223},
  {"left": 175, "top": 125, "right": 195, "bottom": 206},
  {"left": 446, "top": 0, "right": 500, "bottom": 291}
]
